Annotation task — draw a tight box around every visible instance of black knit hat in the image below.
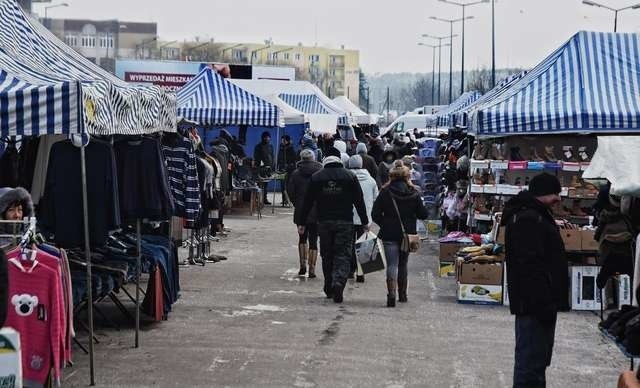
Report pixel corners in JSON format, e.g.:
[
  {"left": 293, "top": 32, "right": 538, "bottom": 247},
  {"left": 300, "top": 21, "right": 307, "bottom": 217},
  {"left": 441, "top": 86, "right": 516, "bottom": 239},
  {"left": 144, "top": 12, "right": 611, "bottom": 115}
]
[
  {"left": 261, "top": 131, "right": 271, "bottom": 139},
  {"left": 529, "top": 173, "right": 561, "bottom": 197},
  {"left": 325, "top": 146, "right": 341, "bottom": 158}
]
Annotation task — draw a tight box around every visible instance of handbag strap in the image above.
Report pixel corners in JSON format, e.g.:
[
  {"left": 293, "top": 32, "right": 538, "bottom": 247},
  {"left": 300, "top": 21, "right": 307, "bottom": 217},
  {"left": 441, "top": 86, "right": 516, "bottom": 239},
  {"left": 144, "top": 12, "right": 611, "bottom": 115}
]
[{"left": 391, "top": 196, "right": 407, "bottom": 235}]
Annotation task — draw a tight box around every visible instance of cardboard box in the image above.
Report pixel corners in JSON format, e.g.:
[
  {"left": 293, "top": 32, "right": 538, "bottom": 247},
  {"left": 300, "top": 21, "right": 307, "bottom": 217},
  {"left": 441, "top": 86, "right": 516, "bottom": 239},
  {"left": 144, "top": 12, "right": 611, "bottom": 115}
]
[
  {"left": 570, "top": 266, "right": 602, "bottom": 311},
  {"left": 605, "top": 275, "right": 631, "bottom": 310},
  {"left": 0, "top": 328, "right": 22, "bottom": 387},
  {"left": 457, "top": 283, "right": 503, "bottom": 305},
  {"left": 581, "top": 230, "right": 599, "bottom": 251},
  {"left": 457, "top": 261, "right": 503, "bottom": 285},
  {"left": 439, "top": 242, "right": 472, "bottom": 261},
  {"left": 561, "top": 230, "right": 582, "bottom": 251},
  {"left": 439, "top": 261, "right": 456, "bottom": 277}
]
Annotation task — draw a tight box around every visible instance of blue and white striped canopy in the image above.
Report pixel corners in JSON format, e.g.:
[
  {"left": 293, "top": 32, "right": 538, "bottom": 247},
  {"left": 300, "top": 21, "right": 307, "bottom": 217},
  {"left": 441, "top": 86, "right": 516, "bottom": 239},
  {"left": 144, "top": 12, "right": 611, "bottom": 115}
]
[
  {"left": 0, "top": 70, "right": 83, "bottom": 136},
  {"left": 472, "top": 31, "right": 640, "bottom": 137},
  {"left": 280, "top": 93, "right": 349, "bottom": 125},
  {"left": 0, "top": 0, "right": 176, "bottom": 135},
  {"left": 177, "top": 67, "right": 282, "bottom": 127},
  {"left": 434, "top": 91, "right": 482, "bottom": 128},
  {"left": 451, "top": 71, "right": 528, "bottom": 128}
]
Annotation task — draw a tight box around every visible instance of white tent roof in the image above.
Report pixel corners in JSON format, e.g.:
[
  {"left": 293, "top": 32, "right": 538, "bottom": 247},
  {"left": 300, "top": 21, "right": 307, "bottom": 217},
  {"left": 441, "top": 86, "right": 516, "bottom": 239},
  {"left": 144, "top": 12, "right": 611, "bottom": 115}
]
[
  {"left": 229, "top": 79, "right": 347, "bottom": 133},
  {"left": 261, "top": 94, "right": 307, "bottom": 125},
  {"left": 332, "top": 96, "right": 377, "bottom": 125},
  {"left": 583, "top": 136, "right": 640, "bottom": 196}
]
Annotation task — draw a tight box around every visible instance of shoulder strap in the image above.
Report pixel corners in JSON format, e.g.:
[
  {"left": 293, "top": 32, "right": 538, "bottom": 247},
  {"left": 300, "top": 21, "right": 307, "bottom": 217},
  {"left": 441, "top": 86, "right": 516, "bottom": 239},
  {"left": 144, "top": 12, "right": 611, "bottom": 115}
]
[{"left": 391, "top": 196, "right": 406, "bottom": 234}]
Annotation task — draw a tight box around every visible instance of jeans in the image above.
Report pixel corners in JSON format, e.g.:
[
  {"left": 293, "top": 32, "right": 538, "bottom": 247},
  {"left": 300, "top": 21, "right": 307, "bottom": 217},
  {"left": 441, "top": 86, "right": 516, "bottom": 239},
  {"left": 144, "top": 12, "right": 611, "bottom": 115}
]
[
  {"left": 318, "top": 221, "right": 354, "bottom": 291},
  {"left": 299, "top": 223, "right": 319, "bottom": 250},
  {"left": 514, "top": 314, "right": 557, "bottom": 388},
  {"left": 383, "top": 241, "right": 409, "bottom": 283}
]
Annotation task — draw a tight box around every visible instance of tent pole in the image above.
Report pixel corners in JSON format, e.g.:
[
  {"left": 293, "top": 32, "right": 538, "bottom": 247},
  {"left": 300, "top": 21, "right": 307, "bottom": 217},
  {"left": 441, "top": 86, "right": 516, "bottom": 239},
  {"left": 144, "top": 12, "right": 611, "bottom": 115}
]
[
  {"left": 273, "top": 127, "right": 280, "bottom": 215},
  {"left": 80, "top": 143, "right": 96, "bottom": 386},
  {"left": 135, "top": 218, "right": 141, "bottom": 348}
]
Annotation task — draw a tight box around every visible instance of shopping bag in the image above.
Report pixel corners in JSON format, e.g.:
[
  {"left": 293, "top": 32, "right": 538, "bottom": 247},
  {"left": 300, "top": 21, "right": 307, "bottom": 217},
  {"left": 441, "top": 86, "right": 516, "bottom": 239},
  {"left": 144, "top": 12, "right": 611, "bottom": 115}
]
[{"left": 355, "top": 232, "right": 387, "bottom": 274}]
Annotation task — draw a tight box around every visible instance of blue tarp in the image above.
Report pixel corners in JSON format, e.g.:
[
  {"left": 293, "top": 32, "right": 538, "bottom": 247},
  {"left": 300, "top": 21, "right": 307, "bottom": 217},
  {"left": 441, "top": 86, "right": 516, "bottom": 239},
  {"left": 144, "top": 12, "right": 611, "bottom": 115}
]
[{"left": 472, "top": 31, "right": 640, "bottom": 137}]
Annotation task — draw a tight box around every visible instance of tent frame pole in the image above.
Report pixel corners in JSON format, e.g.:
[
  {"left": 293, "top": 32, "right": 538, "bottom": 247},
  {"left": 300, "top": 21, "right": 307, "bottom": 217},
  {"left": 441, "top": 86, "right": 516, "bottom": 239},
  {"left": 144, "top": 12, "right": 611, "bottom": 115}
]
[{"left": 80, "top": 143, "right": 96, "bottom": 386}]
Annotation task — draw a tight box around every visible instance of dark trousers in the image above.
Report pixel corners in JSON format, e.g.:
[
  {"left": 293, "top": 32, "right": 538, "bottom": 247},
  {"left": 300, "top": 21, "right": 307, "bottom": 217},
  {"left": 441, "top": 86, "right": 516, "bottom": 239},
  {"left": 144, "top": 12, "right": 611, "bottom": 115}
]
[
  {"left": 350, "top": 225, "right": 367, "bottom": 276},
  {"left": 318, "top": 221, "right": 354, "bottom": 292},
  {"left": 514, "top": 314, "right": 557, "bottom": 388},
  {"left": 299, "top": 223, "right": 319, "bottom": 250}
]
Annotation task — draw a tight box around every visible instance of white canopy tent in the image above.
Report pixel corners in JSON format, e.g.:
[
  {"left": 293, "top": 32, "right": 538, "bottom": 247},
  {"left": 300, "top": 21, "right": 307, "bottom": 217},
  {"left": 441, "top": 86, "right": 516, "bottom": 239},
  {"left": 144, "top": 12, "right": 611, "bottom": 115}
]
[
  {"left": 332, "top": 96, "right": 377, "bottom": 125},
  {"left": 230, "top": 79, "right": 346, "bottom": 134},
  {"left": 583, "top": 136, "right": 640, "bottom": 196},
  {"left": 261, "top": 94, "right": 307, "bottom": 125}
]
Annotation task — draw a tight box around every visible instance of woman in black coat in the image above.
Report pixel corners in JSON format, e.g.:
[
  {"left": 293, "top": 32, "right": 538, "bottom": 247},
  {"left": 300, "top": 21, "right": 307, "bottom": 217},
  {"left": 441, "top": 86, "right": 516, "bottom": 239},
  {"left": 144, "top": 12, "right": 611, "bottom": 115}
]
[
  {"left": 287, "top": 149, "right": 323, "bottom": 278},
  {"left": 372, "top": 161, "right": 429, "bottom": 307}
]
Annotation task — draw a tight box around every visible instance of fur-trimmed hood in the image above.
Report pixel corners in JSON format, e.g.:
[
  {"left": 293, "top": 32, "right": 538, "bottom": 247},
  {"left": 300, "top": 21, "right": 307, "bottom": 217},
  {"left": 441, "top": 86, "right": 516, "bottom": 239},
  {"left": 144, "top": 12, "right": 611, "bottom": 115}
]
[{"left": 0, "top": 187, "right": 34, "bottom": 218}]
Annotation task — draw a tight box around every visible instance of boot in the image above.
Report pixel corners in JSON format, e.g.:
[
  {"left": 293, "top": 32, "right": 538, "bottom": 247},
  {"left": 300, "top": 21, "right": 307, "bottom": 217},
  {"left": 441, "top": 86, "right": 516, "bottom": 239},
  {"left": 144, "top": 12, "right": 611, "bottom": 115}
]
[
  {"left": 387, "top": 280, "right": 397, "bottom": 307},
  {"left": 571, "top": 200, "right": 587, "bottom": 216},
  {"left": 578, "top": 146, "right": 590, "bottom": 162},
  {"left": 529, "top": 146, "right": 543, "bottom": 161},
  {"left": 308, "top": 249, "right": 318, "bottom": 279},
  {"left": 570, "top": 175, "right": 581, "bottom": 188},
  {"left": 486, "top": 172, "right": 496, "bottom": 185},
  {"left": 333, "top": 285, "right": 344, "bottom": 304},
  {"left": 490, "top": 144, "right": 504, "bottom": 160},
  {"left": 472, "top": 143, "right": 487, "bottom": 160},
  {"left": 298, "top": 243, "right": 308, "bottom": 276},
  {"left": 543, "top": 146, "right": 558, "bottom": 162},
  {"left": 356, "top": 275, "right": 365, "bottom": 283},
  {"left": 398, "top": 279, "right": 408, "bottom": 303},
  {"left": 510, "top": 147, "right": 524, "bottom": 161}
]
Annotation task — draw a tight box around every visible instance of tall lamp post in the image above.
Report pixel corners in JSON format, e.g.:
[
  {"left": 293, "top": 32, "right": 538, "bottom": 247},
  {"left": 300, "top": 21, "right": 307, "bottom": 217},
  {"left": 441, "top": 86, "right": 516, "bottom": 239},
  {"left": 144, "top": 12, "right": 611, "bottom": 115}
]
[
  {"left": 430, "top": 15, "right": 474, "bottom": 103},
  {"left": 582, "top": 0, "right": 640, "bottom": 32},
  {"left": 491, "top": 0, "right": 496, "bottom": 87},
  {"left": 438, "top": 0, "right": 488, "bottom": 95},
  {"left": 418, "top": 42, "right": 438, "bottom": 105},
  {"left": 423, "top": 34, "right": 456, "bottom": 105}
]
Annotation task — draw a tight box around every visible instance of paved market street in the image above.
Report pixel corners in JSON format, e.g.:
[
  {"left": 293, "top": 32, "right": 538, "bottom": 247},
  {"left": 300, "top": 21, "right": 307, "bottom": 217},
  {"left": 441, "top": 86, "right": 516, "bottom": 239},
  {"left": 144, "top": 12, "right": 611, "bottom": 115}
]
[{"left": 64, "top": 208, "right": 628, "bottom": 387}]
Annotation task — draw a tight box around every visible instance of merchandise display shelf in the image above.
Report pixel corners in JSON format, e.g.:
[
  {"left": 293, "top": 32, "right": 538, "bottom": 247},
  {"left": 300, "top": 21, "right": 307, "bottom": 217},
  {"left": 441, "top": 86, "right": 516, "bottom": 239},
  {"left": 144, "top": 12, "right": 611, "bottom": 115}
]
[{"left": 470, "top": 159, "right": 590, "bottom": 171}]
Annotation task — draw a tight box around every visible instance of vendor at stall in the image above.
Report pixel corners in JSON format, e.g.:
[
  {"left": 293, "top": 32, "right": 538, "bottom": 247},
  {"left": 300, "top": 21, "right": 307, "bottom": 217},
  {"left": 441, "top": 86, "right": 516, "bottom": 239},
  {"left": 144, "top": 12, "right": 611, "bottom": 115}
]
[{"left": 0, "top": 187, "right": 34, "bottom": 248}]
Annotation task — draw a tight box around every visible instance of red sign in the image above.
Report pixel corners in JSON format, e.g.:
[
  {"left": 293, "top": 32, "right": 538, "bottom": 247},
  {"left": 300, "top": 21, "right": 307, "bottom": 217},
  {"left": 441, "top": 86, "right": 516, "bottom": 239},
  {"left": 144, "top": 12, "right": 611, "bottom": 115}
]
[{"left": 124, "top": 72, "right": 195, "bottom": 91}]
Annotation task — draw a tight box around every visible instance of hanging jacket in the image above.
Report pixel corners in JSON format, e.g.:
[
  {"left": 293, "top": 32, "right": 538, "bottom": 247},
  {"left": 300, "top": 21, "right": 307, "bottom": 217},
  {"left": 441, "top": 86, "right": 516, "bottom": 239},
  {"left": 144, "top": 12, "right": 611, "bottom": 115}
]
[
  {"left": 0, "top": 143, "right": 20, "bottom": 187},
  {"left": 502, "top": 190, "right": 569, "bottom": 317},
  {"left": 372, "top": 180, "right": 428, "bottom": 242},
  {"left": 351, "top": 169, "right": 378, "bottom": 226},
  {"left": 288, "top": 160, "right": 323, "bottom": 225}
]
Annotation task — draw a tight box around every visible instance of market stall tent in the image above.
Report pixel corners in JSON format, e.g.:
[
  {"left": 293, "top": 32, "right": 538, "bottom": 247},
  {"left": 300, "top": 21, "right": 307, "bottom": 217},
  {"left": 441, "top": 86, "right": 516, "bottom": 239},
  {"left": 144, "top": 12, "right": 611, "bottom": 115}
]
[
  {"left": 471, "top": 31, "right": 640, "bottom": 137},
  {"left": 177, "top": 67, "right": 283, "bottom": 128},
  {"left": 230, "top": 78, "right": 348, "bottom": 133},
  {"left": 333, "top": 95, "right": 377, "bottom": 125},
  {"left": 262, "top": 94, "right": 307, "bottom": 125},
  {"left": 0, "top": 0, "right": 176, "bottom": 134},
  {"left": 432, "top": 91, "right": 482, "bottom": 128}
]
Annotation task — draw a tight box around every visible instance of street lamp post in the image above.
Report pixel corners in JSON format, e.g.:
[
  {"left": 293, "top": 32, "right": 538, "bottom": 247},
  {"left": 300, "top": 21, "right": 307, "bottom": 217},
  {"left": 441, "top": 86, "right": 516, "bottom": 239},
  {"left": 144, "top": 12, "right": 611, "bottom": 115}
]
[
  {"left": 491, "top": 0, "right": 495, "bottom": 87},
  {"left": 430, "top": 15, "right": 474, "bottom": 103},
  {"left": 439, "top": 0, "right": 488, "bottom": 95},
  {"left": 423, "top": 34, "right": 457, "bottom": 105},
  {"left": 418, "top": 42, "right": 438, "bottom": 105},
  {"left": 582, "top": 0, "right": 640, "bottom": 32}
]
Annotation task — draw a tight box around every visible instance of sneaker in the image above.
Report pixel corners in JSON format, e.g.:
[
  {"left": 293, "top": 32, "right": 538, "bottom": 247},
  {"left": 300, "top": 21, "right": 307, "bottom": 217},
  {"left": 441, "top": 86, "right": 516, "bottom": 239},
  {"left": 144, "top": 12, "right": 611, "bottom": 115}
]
[{"left": 332, "top": 286, "right": 343, "bottom": 304}]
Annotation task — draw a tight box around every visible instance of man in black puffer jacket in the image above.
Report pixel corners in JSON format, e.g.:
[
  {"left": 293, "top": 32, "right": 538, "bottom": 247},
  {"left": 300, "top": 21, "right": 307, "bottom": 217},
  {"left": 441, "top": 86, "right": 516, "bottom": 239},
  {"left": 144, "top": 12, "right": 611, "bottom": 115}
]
[
  {"left": 299, "top": 152, "right": 369, "bottom": 303},
  {"left": 501, "top": 173, "right": 568, "bottom": 388}
]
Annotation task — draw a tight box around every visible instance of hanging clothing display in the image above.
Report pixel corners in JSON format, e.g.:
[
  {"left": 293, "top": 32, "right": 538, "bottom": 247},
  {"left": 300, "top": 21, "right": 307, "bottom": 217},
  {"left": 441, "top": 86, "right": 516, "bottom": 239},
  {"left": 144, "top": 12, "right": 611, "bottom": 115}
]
[
  {"left": 161, "top": 134, "right": 201, "bottom": 227},
  {"left": 30, "top": 135, "right": 67, "bottom": 206},
  {"left": 40, "top": 139, "right": 121, "bottom": 248},
  {"left": 0, "top": 140, "right": 20, "bottom": 187},
  {"left": 114, "top": 137, "right": 175, "bottom": 221},
  {"left": 18, "top": 137, "right": 40, "bottom": 191}
]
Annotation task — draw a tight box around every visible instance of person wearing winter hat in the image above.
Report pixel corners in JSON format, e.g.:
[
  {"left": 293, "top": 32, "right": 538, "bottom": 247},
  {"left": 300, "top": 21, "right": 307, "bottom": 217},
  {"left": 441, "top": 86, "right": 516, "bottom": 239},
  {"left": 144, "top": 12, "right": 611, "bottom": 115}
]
[
  {"left": 300, "top": 133, "right": 323, "bottom": 162},
  {"left": 0, "top": 187, "right": 34, "bottom": 245},
  {"left": 298, "top": 151, "right": 368, "bottom": 304},
  {"left": 324, "top": 146, "right": 341, "bottom": 159},
  {"left": 356, "top": 142, "right": 378, "bottom": 180},
  {"left": 368, "top": 137, "right": 385, "bottom": 164},
  {"left": 500, "top": 172, "right": 567, "bottom": 388},
  {"left": 288, "top": 149, "right": 323, "bottom": 277},
  {"left": 253, "top": 131, "right": 274, "bottom": 205},
  {"left": 347, "top": 155, "right": 378, "bottom": 283},
  {"left": 333, "top": 139, "right": 348, "bottom": 155},
  {"left": 376, "top": 150, "right": 397, "bottom": 188}
]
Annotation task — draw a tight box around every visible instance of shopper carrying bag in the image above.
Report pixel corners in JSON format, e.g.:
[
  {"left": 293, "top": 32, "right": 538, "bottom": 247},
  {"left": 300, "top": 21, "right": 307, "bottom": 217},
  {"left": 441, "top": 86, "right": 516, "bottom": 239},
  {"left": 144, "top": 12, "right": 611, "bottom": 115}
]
[
  {"left": 354, "top": 231, "right": 386, "bottom": 275},
  {"left": 372, "top": 161, "right": 429, "bottom": 307}
]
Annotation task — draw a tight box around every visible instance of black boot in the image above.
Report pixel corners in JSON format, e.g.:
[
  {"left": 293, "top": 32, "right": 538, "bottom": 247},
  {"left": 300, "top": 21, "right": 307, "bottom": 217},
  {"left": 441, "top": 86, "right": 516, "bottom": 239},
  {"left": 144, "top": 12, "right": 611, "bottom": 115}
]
[
  {"left": 356, "top": 275, "right": 365, "bottom": 283},
  {"left": 386, "top": 280, "right": 397, "bottom": 307},
  {"left": 398, "top": 279, "right": 408, "bottom": 303},
  {"left": 332, "top": 285, "right": 344, "bottom": 304}
]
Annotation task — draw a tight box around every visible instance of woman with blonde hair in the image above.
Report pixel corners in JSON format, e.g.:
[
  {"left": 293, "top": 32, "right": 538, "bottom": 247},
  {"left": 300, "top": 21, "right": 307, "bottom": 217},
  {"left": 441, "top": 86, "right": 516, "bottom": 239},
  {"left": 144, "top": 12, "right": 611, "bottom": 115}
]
[{"left": 372, "top": 161, "right": 429, "bottom": 307}]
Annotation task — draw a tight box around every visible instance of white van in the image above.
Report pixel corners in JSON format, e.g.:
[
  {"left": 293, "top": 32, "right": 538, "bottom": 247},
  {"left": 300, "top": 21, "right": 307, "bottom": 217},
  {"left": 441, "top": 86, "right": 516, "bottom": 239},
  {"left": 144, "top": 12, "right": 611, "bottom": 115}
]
[{"left": 381, "top": 114, "right": 443, "bottom": 137}]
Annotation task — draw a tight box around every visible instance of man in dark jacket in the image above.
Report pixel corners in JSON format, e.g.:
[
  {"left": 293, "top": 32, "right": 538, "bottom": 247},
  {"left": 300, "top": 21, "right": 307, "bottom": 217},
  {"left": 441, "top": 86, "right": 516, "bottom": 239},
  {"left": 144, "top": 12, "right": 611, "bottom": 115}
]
[
  {"left": 368, "top": 137, "right": 385, "bottom": 164},
  {"left": 288, "top": 150, "right": 323, "bottom": 277},
  {"left": 253, "top": 131, "right": 274, "bottom": 205},
  {"left": 501, "top": 173, "right": 568, "bottom": 388},
  {"left": 277, "top": 135, "right": 297, "bottom": 206},
  {"left": 355, "top": 142, "right": 378, "bottom": 181},
  {"left": 298, "top": 154, "right": 369, "bottom": 303}
]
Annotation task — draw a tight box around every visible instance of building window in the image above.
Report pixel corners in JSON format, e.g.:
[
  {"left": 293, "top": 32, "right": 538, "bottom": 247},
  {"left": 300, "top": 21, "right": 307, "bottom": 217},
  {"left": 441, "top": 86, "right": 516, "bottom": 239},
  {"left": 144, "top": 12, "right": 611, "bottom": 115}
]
[
  {"left": 233, "top": 49, "right": 243, "bottom": 59},
  {"left": 295, "top": 53, "right": 301, "bottom": 61},
  {"left": 284, "top": 53, "right": 290, "bottom": 60},
  {"left": 309, "top": 54, "right": 319, "bottom": 63},
  {"left": 99, "top": 35, "right": 114, "bottom": 49},
  {"left": 250, "top": 51, "right": 257, "bottom": 59},
  {"left": 81, "top": 35, "right": 96, "bottom": 48},
  {"left": 65, "top": 35, "right": 78, "bottom": 47}
]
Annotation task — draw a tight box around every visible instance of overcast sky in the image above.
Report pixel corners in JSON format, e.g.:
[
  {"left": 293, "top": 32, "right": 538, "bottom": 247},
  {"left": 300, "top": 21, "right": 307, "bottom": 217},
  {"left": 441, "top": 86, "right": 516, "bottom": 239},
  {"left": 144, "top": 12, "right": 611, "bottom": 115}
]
[{"left": 37, "top": 0, "right": 640, "bottom": 74}]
